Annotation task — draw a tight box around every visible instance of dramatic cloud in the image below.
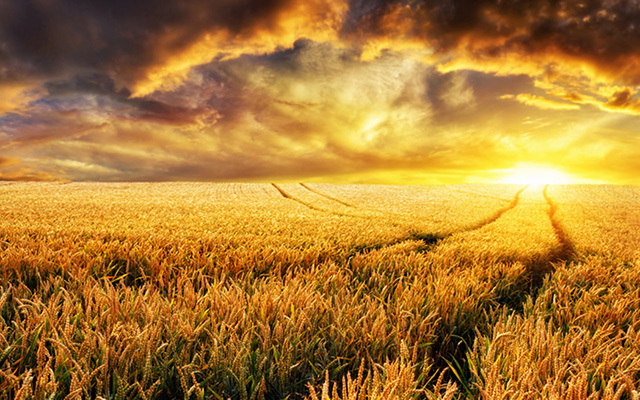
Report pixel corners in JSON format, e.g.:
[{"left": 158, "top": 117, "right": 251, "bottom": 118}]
[
  {"left": 344, "top": 0, "right": 640, "bottom": 83},
  {"left": 2, "top": 42, "right": 470, "bottom": 181},
  {"left": 1, "top": 0, "right": 640, "bottom": 183},
  {"left": 0, "top": 0, "right": 346, "bottom": 94}
]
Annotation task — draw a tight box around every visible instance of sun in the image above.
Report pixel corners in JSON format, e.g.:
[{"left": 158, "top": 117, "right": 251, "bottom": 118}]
[{"left": 496, "top": 164, "right": 576, "bottom": 185}]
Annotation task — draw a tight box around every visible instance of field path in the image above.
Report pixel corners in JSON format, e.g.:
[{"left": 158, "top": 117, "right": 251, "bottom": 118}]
[
  {"left": 502, "top": 185, "right": 578, "bottom": 309},
  {"left": 271, "top": 183, "right": 537, "bottom": 254},
  {"left": 299, "top": 183, "right": 356, "bottom": 208},
  {"left": 543, "top": 185, "right": 576, "bottom": 260},
  {"left": 460, "top": 185, "right": 528, "bottom": 233},
  {"left": 271, "top": 183, "right": 324, "bottom": 212},
  {"left": 353, "top": 185, "right": 530, "bottom": 252},
  {"left": 271, "top": 183, "right": 360, "bottom": 219}
]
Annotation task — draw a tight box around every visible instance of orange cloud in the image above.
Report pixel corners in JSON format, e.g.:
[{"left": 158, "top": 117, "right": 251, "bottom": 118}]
[
  {"left": 0, "top": 168, "right": 61, "bottom": 182},
  {"left": 501, "top": 94, "right": 580, "bottom": 111},
  {"left": 0, "top": 83, "right": 42, "bottom": 114},
  {"left": 132, "top": 0, "right": 349, "bottom": 96},
  {"left": 0, "top": 157, "right": 21, "bottom": 167},
  {"left": 597, "top": 89, "right": 640, "bottom": 115},
  {"left": 0, "top": 157, "right": 62, "bottom": 181},
  {"left": 532, "top": 74, "right": 640, "bottom": 116},
  {"left": 342, "top": 0, "right": 640, "bottom": 117}
]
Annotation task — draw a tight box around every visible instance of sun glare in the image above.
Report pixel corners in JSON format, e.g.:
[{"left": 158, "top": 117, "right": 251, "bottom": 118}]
[{"left": 497, "top": 164, "right": 575, "bottom": 185}]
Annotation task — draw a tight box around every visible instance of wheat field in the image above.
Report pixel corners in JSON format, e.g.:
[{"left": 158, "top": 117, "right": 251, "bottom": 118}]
[{"left": 1, "top": 182, "right": 639, "bottom": 399}]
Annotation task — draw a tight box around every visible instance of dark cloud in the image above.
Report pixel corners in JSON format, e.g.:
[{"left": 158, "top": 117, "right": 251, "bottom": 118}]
[
  {"left": 606, "top": 89, "right": 634, "bottom": 108},
  {"left": 42, "top": 73, "right": 211, "bottom": 125},
  {"left": 343, "top": 0, "right": 640, "bottom": 84},
  {"left": 4, "top": 0, "right": 639, "bottom": 89},
  {"left": 2, "top": 0, "right": 639, "bottom": 90},
  {"left": 600, "top": 88, "right": 640, "bottom": 114},
  {"left": 0, "top": 110, "right": 106, "bottom": 149},
  {"left": 0, "top": 0, "right": 307, "bottom": 87}
]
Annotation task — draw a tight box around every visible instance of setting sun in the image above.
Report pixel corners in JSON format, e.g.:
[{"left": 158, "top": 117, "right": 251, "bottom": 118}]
[{"left": 497, "top": 164, "right": 576, "bottom": 185}]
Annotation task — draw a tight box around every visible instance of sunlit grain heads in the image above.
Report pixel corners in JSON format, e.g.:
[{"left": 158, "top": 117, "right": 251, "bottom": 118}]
[{"left": 0, "top": 183, "right": 638, "bottom": 398}]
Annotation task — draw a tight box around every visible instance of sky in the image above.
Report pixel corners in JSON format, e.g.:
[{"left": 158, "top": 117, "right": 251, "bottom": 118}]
[{"left": 1, "top": 0, "right": 640, "bottom": 184}]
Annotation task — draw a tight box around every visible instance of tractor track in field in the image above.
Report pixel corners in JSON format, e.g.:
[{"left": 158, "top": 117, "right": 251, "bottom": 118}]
[
  {"left": 350, "top": 185, "right": 530, "bottom": 254},
  {"left": 496, "top": 185, "right": 577, "bottom": 312},
  {"left": 299, "top": 183, "right": 356, "bottom": 208},
  {"left": 271, "top": 183, "right": 355, "bottom": 218},
  {"left": 367, "top": 184, "right": 572, "bottom": 389},
  {"left": 275, "top": 181, "right": 579, "bottom": 394},
  {"left": 273, "top": 183, "right": 534, "bottom": 258},
  {"left": 438, "top": 186, "right": 578, "bottom": 389},
  {"left": 543, "top": 185, "right": 576, "bottom": 261},
  {"left": 461, "top": 185, "right": 528, "bottom": 233},
  {"left": 271, "top": 183, "right": 322, "bottom": 211}
]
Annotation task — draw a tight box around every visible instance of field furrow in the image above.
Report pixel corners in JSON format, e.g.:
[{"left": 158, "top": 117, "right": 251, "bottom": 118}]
[
  {"left": 271, "top": 182, "right": 325, "bottom": 212},
  {"left": 547, "top": 185, "right": 640, "bottom": 260},
  {"left": 430, "top": 186, "right": 559, "bottom": 265},
  {"left": 272, "top": 183, "right": 366, "bottom": 218},
  {"left": 300, "top": 183, "right": 523, "bottom": 236},
  {"left": 543, "top": 184, "right": 576, "bottom": 260},
  {"left": 460, "top": 185, "right": 528, "bottom": 233}
]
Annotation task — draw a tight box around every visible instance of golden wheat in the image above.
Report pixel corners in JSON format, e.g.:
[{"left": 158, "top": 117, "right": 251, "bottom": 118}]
[{"left": 0, "top": 183, "right": 638, "bottom": 399}]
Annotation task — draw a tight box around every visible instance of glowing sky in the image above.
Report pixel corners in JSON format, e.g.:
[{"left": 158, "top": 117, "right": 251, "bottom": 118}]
[{"left": 1, "top": 0, "right": 640, "bottom": 183}]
